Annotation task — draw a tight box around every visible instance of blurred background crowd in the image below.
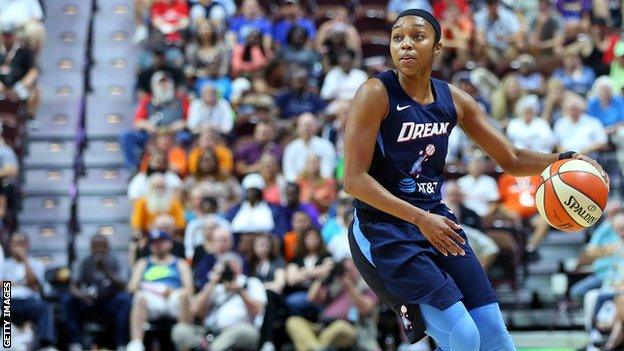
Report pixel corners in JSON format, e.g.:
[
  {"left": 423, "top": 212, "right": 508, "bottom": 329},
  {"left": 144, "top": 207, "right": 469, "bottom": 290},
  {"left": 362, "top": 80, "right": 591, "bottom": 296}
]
[{"left": 6, "top": 0, "right": 624, "bottom": 350}]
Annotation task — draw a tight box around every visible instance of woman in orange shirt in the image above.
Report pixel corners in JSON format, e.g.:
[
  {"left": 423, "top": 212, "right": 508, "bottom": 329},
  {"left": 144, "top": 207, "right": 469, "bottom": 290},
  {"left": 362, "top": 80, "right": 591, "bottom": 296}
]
[
  {"left": 497, "top": 173, "right": 550, "bottom": 259},
  {"left": 188, "top": 128, "right": 233, "bottom": 175}
]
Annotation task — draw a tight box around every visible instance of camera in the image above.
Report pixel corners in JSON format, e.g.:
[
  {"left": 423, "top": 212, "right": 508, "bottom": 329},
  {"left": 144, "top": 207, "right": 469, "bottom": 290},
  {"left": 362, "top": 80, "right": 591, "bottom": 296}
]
[
  {"left": 220, "top": 262, "right": 235, "bottom": 283},
  {"left": 321, "top": 260, "right": 345, "bottom": 287}
]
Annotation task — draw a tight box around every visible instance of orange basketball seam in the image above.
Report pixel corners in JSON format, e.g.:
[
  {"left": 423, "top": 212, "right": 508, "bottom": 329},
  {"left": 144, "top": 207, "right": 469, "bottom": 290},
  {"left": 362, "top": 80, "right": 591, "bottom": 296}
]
[
  {"left": 549, "top": 175, "right": 585, "bottom": 230},
  {"left": 557, "top": 172, "right": 607, "bottom": 208}
]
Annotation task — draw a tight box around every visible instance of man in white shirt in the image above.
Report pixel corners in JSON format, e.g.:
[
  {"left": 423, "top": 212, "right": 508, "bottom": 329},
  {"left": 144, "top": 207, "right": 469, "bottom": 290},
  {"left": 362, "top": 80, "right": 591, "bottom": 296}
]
[
  {"left": 554, "top": 93, "right": 608, "bottom": 154},
  {"left": 190, "top": 0, "right": 228, "bottom": 29},
  {"left": 457, "top": 157, "right": 500, "bottom": 217},
  {"left": 506, "top": 94, "right": 555, "bottom": 153},
  {"left": 474, "top": 0, "right": 523, "bottom": 54},
  {"left": 184, "top": 195, "right": 231, "bottom": 259},
  {"left": 1, "top": 233, "right": 57, "bottom": 350},
  {"left": 188, "top": 85, "right": 235, "bottom": 134},
  {"left": 283, "top": 113, "right": 336, "bottom": 181},
  {"left": 0, "top": 0, "right": 42, "bottom": 27},
  {"left": 0, "top": 0, "right": 44, "bottom": 52},
  {"left": 172, "top": 253, "right": 267, "bottom": 351},
  {"left": 320, "top": 51, "right": 368, "bottom": 101}
]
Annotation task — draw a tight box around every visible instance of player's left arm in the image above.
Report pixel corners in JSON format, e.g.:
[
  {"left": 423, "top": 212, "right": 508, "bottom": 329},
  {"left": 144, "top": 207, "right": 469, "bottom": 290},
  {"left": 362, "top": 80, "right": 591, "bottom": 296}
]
[{"left": 451, "top": 85, "right": 609, "bottom": 186}]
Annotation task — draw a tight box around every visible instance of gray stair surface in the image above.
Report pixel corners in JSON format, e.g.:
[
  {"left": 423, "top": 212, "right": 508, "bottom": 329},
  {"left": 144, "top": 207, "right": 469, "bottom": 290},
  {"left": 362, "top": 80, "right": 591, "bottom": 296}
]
[
  {"left": 44, "top": 1, "right": 92, "bottom": 23},
  {"left": 29, "top": 100, "right": 80, "bottom": 140},
  {"left": 89, "top": 68, "right": 135, "bottom": 100},
  {"left": 83, "top": 139, "right": 124, "bottom": 167},
  {"left": 85, "top": 95, "right": 134, "bottom": 139},
  {"left": 22, "top": 168, "right": 73, "bottom": 196},
  {"left": 39, "top": 71, "right": 85, "bottom": 101},
  {"left": 96, "top": 0, "right": 134, "bottom": 15},
  {"left": 24, "top": 141, "right": 76, "bottom": 168},
  {"left": 30, "top": 251, "right": 67, "bottom": 269},
  {"left": 78, "top": 167, "right": 130, "bottom": 195},
  {"left": 77, "top": 222, "right": 132, "bottom": 251},
  {"left": 21, "top": 224, "right": 68, "bottom": 251},
  {"left": 19, "top": 196, "right": 71, "bottom": 224},
  {"left": 39, "top": 45, "right": 87, "bottom": 71},
  {"left": 24, "top": 141, "right": 75, "bottom": 168},
  {"left": 78, "top": 195, "right": 130, "bottom": 223}
]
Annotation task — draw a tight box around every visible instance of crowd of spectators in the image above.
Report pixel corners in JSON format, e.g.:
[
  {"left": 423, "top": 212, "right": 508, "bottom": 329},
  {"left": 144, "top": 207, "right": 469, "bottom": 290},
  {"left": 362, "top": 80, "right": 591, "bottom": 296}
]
[
  {"left": 116, "top": 0, "right": 624, "bottom": 349},
  {"left": 103, "top": 0, "right": 624, "bottom": 349},
  {"left": 7, "top": 0, "right": 624, "bottom": 350},
  {"left": 0, "top": 0, "right": 42, "bottom": 234},
  {"left": 0, "top": 0, "right": 47, "bottom": 349}
]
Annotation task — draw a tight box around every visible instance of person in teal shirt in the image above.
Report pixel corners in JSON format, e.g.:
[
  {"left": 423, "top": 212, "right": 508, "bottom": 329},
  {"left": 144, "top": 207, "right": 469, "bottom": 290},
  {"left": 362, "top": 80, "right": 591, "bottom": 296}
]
[{"left": 570, "top": 210, "right": 624, "bottom": 299}]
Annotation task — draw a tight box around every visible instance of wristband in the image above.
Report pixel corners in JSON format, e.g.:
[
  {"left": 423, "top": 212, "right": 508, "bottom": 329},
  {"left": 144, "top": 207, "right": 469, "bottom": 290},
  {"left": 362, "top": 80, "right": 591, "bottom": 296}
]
[{"left": 558, "top": 151, "right": 576, "bottom": 160}]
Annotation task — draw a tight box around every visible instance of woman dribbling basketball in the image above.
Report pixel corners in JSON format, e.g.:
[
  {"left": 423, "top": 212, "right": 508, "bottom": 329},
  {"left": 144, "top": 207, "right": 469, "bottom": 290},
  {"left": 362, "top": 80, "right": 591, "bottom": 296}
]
[{"left": 343, "top": 9, "right": 609, "bottom": 351}]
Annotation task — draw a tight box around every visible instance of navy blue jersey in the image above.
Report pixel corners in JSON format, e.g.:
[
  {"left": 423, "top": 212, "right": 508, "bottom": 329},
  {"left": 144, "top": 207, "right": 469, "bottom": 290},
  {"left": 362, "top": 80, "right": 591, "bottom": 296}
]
[{"left": 354, "top": 70, "right": 457, "bottom": 213}]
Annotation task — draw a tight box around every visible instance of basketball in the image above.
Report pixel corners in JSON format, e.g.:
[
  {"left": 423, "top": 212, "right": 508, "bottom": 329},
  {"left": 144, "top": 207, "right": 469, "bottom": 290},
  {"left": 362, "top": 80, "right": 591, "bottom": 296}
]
[{"left": 535, "top": 159, "right": 609, "bottom": 232}]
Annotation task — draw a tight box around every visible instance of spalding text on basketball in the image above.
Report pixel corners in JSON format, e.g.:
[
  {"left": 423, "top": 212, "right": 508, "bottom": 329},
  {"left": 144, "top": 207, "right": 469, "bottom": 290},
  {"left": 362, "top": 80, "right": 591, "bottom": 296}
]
[{"left": 564, "top": 195, "right": 599, "bottom": 225}]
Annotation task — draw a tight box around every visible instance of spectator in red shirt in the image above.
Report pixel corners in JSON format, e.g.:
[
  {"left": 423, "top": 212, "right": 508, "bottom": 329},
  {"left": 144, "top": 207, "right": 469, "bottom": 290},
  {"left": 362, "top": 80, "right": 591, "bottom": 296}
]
[
  {"left": 121, "top": 71, "right": 189, "bottom": 172},
  {"left": 151, "top": 0, "right": 190, "bottom": 46}
]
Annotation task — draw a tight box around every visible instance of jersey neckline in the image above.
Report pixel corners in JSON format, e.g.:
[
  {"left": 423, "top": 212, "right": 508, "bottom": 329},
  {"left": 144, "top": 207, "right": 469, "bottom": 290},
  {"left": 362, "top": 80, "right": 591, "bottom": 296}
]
[{"left": 391, "top": 70, "right": 438, "bottom": 111}]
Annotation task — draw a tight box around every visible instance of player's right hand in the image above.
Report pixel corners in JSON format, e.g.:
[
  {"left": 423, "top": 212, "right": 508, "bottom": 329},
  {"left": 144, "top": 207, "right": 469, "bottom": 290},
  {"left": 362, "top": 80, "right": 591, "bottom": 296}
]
[{"left": 417, "top": 213, "right": 466, "bottom": 257}]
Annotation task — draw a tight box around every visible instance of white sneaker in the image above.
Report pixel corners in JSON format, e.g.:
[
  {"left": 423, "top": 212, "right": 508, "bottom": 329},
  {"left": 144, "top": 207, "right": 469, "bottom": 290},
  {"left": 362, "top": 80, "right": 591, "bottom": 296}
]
[
  {"left": 68, "top": 343, "right": 82, "bottom": 351},
  {"left": 126, "top": 339, "right": 145, "bottom": 351},
  {"left": 260, "top": 341, "right": 276, "bottom": 351}
]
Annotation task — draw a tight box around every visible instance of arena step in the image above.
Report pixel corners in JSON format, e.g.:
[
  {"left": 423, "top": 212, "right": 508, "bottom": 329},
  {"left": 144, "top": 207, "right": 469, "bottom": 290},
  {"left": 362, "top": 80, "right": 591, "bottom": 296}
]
[{"left": 77, "top": 195, "right": 130, "bottom": 223}]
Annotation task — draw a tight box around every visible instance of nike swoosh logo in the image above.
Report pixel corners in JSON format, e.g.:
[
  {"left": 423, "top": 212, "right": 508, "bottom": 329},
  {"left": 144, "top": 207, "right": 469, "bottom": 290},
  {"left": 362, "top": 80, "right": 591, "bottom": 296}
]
[{"left": 397, "top": 104, "right": 411, "bottom": 111}]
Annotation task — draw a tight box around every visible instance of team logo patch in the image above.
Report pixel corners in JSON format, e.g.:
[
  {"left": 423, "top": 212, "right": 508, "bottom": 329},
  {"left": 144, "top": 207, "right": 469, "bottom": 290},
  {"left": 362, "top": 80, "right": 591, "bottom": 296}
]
[
  {"left": 398, "top": 178, "right": 416, "bottom": 193},
  {"left": 410, "top": 144, "right": 436, "bottom": 177}
]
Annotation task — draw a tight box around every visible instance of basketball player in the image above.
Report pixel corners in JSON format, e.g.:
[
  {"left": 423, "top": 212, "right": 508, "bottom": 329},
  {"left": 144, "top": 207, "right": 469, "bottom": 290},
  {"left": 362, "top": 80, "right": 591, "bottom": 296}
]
[{"left": 344, "top": 9, "right": 608, "bottom": 350}]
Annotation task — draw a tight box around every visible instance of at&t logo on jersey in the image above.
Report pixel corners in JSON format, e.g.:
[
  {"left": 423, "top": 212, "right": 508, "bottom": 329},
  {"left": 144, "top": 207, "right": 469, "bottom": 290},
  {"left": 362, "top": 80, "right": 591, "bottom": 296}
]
[
  {"left": 398, "top": 179, "right": 438, "bottom": 194},
  {"left": 397, "top": 122, "right": 450, "bottom": 142},
  {"left": 417, "top": 181, "right": 438, "bottom": 194}
]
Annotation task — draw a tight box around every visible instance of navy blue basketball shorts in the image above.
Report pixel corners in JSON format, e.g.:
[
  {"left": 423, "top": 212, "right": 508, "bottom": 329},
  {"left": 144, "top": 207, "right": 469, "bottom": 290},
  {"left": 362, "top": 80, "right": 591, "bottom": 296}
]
[{"left": 348, "top": 203, "right": 498, "bottom": 342}]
